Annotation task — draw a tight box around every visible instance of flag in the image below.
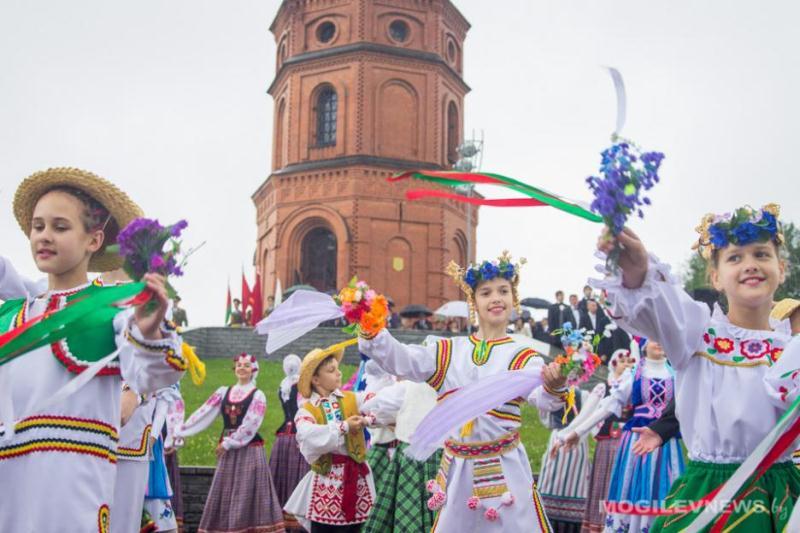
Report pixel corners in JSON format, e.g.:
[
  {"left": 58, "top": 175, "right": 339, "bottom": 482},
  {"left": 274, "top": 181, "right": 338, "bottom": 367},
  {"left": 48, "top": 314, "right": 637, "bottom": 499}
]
[
  {"left": 241, "top": 270, "right": 251, "bottom": 317},
  {"left": 251, "top": 274, "right": 264, "bottom": 325},
  {"left": 225, "top": 281, "right": 232, "bottom": 325}
]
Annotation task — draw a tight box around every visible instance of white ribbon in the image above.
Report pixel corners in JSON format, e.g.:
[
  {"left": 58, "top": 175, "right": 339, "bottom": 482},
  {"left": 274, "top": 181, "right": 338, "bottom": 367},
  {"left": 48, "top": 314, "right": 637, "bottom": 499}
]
[{"left": 605, "top": 66, "right": 627, "bottom": 136}]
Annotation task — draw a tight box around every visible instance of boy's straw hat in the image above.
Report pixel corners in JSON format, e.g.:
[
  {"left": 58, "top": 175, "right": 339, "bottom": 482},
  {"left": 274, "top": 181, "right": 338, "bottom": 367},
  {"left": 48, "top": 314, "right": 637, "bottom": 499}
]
[
  {"left": 298, "top": 340, "right": 351, "bottom": 398},
  {"left": 14, "top": 167, "right": 143, "bottom": 272}
]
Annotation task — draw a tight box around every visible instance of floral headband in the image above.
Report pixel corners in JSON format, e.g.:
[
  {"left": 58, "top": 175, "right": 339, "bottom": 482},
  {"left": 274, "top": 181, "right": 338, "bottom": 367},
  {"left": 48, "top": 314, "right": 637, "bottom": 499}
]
[
  {"left": 446, "top": 250, "right": 526, "bottom": 324},
  {"left": 233, "top": 353, "right": 259, "bottom": 374},
  {"left": 693, "top": 204, "right": 783, "bottom": 260}
]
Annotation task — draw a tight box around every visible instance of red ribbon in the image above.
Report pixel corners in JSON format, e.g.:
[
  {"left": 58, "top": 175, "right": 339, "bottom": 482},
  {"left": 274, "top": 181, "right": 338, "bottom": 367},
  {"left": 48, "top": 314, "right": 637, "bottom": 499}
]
[
  {"left": 331, "top": 454, "right": 369, "bottom": 522},
  {"left": 389, "top": 171, "right": 506, "bottom": 185},
  {"left": 405, "top": 188, "right": 546, "bottom": 207}
]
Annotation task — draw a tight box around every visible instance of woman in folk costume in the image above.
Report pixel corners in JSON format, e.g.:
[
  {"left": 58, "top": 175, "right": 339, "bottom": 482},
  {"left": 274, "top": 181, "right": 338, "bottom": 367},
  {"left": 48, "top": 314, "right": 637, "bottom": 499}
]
[
  {"left": 144, "top": 385, "right": 183, "bottom": 532},
  {"left": 358, "top": 251, "right": 569, "bottom": 533},
  {"left": 176, "top": 353, "right": 285, "bottom": 533},
  {"left": 0, "top": 168, "right": 186, "bottom": 532},
  {"left": 556, "top": 340, "right": 684, "bottom": 532},
  {"left": 284, "top": 342, "right": 379, "bottom": 533},
  {"left": 537, "top": 380, "right": 607, "bottom": 532},
  {"left": 579, "top": 347, "right": 638, "bottom": 533},
  {"left": 361, "top": 379, "right": 441, "bottom": 533},
  {"left": 269, "top": 353, "right": 310, "bottom": 532},
  {"left": 590, "top": 204, "right": 800, "bottom": 532},
  {"left": 363, "top": 359, "right": 398, "bottom": 486}
]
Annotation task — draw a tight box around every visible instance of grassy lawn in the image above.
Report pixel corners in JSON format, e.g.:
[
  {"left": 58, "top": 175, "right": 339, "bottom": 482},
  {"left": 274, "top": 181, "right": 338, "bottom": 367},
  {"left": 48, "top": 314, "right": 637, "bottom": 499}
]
[{"left": 178, "top": 359, "right": 564, "bottom": 472}]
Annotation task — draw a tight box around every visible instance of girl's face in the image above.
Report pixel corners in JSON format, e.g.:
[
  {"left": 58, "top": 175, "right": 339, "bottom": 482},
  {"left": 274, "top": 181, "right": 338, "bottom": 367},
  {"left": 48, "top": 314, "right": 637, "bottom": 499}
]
[
  {"left": 312, "top": 357, "right": 342, "bottom": 395},
  {"left": 29, "top": 190, "right": 104, "bottom": 276},
  {"left": 474, "top": 277, "right": 514, "bottom": 329},
  {"left": 234, "top": 357, "right": 255, "bottom": 382},
  {"left": 645, "top": 341, "right": 665, "bottom": 360},
  {"left": 710, "top": 242, "right": 784, "bottom": 311}
]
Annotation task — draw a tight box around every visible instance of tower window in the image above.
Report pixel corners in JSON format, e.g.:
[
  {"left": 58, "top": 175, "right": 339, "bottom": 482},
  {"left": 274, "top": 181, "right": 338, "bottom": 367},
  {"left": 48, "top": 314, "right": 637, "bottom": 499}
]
[
  {"left": 316, "top": 21, "right": 336, "bottom": 44},
  {"left": 389, "top": 20, "right": 410, "bottom": 43},
  {"left": 315, "top": 86, "right": 337, "bottom": 147}
]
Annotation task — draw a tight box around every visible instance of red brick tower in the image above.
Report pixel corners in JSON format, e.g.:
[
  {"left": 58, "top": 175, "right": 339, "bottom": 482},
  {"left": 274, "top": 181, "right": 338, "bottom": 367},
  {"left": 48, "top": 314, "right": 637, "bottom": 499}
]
[{"left": 252, "top": 0, "right": 476, "bottom": 310}]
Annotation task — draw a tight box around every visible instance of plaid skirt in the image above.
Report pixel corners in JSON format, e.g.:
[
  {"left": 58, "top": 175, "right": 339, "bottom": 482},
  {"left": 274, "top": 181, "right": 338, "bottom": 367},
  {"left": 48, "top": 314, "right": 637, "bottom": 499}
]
[
  {"left": 366, "top": 441, "right": 396, "bottom": 488},
  {"left": 199, "top": 444, "right": 286, "bottom": 533},
  {"left": 582, "top": 437, "right": 620, "bottom": 531},
  {"left": 165, "top": 450, "right": 184, "bottom": 529},
  {"left": 268, "top": 433, "right": 309, "bottom": 532},
  {"left": 364, "top": 442, "right": 442, "bottom": 533}
]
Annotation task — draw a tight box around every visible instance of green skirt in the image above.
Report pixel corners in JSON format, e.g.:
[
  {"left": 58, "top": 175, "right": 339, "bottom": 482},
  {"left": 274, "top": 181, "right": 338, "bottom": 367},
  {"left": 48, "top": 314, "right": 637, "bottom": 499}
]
[
  {"left": 651, "top": 461, "right": 800, "bottom": 533},
  {"left": 366, "top": 440, "right": 395, "bottom": 487},
  {"left": 364, "top": 442, "right": 442, "bottom": 533}
]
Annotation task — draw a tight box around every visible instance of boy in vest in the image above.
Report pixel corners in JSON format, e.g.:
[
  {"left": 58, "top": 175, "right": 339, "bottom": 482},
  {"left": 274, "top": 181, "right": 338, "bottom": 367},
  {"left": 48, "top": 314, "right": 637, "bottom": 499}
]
[{"left": 284, "top": 342, "right": 377, "bottom": 533}]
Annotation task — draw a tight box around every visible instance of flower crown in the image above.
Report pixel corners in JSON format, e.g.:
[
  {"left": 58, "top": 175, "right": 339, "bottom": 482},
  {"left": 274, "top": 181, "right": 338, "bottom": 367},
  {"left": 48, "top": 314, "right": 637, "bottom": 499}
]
[
  {"left": 446, "top": 251, "right": 525, "bottom": 324},
  {"left": 693, "top": 204, "right": 783, "bottom": 260}
]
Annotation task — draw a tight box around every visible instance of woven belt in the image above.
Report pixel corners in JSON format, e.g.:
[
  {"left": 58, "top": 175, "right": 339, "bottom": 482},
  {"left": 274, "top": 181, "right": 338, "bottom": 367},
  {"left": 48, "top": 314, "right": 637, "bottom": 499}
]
[{"left": 444, "top": 431, "right": 520, "bottom": 459}]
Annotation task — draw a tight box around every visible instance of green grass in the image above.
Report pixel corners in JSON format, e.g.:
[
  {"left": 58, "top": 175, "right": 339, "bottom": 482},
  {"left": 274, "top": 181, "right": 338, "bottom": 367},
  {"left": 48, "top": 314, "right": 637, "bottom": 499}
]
[{"left": 179, "top": 359, "right": 564, "bottom": 472}]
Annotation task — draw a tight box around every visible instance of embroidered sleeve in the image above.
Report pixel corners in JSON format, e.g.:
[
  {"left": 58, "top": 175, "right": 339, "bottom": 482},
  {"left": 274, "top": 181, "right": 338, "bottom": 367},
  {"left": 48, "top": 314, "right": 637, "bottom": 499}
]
[
  {"left": 508, "top": 348, "right": 542, "bottom": 370},
  {"left": 357, "top": 329, "right": 439, "bottom": 384},
  {"left": 176, "top": 387, "right": 225, "bottom": 439},
  {"left": 115, "top": 310, "right": 186, "bottom": 395},
  {"left": 765, "top": 336, "right": 800, "bottom": 408},
  {"left": 591, "top": 253, "right": 710, "bottom": 371},
  {"left": 294, "top": 407, "right": 347, "bottom": 464},
  {"left": 222, "top": 390, "right": 266, "bottom": 450},
  {"left": 529, "top": 383, "right": 568, "bottom": 413}
]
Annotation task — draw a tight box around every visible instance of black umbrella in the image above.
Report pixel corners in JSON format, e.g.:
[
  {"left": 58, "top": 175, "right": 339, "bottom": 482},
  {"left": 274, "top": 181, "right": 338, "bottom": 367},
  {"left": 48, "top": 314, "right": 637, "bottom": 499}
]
[
  {"left": 399, "top": 304, "right": 433, "bottom": 318},
  {"left": 521, "top": 297, "right": 551, "bottom": 309}
]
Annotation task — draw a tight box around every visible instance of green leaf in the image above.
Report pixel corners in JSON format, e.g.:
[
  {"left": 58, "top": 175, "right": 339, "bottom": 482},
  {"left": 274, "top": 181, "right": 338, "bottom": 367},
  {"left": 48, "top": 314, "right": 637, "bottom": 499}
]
[
  {"left": 733, "top": 356, "right": 745, "bottom": 362},
  {"left": 708, "top": 348, "right": 717, "bottom": 355},
  {"left": 623, "top": 183, "right": 636, "bottom": 196},
  {"left": 105, "top": 244, "right": 120, "bottom": 256},
  {"left": 348, "top": 276, "right": 358, "bottom": 288},
  {"left": 708, "top": 328, "right": 716, "bottom": 336}
]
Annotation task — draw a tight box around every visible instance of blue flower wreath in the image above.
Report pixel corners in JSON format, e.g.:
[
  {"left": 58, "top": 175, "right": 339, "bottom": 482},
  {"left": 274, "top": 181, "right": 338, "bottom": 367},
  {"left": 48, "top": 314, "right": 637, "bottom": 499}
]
[
  {"left": 701, "top": 207, "right": 781, "bottom": 253},
  {"left": 463, "top": 259, "right": 516, "bottom": 289}
]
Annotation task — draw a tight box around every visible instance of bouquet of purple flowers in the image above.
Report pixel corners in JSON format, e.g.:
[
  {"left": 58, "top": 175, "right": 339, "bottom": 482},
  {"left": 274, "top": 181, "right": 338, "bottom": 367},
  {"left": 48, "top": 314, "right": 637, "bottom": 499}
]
[
  {"left": 107, "top": 218, "right": 190, "bottom": 308},
  {"left": 586, "top": 135, "right": 664, "bottom": 268}
]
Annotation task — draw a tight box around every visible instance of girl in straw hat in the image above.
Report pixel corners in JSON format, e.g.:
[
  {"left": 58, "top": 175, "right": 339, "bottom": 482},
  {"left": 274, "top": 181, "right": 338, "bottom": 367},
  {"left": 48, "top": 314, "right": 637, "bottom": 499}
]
[
  {"left": 284, "top": 342, "right": 379, "bottom": 533},
  {"left": 0, "top": 167, "right": 186, "bottom": 532},
  {"left": 175, "top": 353, "right": 285, "bottom": 533},
  {"left": 357, "top": 251, "right": 568, "bottom": 533}
]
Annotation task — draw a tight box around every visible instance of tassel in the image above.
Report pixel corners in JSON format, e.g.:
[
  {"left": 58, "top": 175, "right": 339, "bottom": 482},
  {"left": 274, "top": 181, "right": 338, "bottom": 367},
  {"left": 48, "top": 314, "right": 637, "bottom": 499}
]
[
  {"left": 182, "top": 342, "right": 207, "bottom": 386},
  {"left": 460, "top": 419, "right": 475, "bottom": 438},
  {"left": 561, "top": 387, "right": 577, "bottom": 424}
]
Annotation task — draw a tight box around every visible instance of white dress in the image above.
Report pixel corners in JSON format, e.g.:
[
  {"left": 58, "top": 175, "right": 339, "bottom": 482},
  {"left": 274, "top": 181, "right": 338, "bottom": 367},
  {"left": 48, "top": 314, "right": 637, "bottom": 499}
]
[
  {"left": 359, "top": 330, "right": 564, "bottom": 533},
  {"left": 0, "top": 281, "right": 185, "bottom": 532},
  {"left": 593, "top": 253, "right": 797, "bottom": 464}
]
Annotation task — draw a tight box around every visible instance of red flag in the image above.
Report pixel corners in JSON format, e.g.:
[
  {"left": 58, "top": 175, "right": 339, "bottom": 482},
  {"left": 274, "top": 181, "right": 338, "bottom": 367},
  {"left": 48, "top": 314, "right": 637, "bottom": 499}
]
[
  {"left": 241, "top": 271, "right": 251, "bottom": 317},
  {"left": 251, "top": 274, "right": 264, "bottom": 325}
]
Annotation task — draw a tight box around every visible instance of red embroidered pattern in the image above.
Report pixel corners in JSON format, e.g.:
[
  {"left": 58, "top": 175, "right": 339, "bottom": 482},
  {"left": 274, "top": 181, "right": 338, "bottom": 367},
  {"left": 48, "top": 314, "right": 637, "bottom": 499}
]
[{"left": 308, "top": 463, "right": 373, "bottom": 524}]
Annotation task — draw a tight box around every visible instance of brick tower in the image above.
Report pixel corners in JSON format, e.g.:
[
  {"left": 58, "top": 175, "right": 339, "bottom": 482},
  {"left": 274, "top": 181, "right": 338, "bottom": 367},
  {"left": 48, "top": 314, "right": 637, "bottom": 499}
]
[{"left": 252, "top": 0, "right": 476, "bottom": 311}]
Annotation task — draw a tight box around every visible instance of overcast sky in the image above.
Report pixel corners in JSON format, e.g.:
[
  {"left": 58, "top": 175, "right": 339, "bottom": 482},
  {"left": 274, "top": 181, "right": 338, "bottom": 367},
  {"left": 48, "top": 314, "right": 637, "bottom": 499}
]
[{"left": 2, "top": 0, "right": 798, "bottom": 326}]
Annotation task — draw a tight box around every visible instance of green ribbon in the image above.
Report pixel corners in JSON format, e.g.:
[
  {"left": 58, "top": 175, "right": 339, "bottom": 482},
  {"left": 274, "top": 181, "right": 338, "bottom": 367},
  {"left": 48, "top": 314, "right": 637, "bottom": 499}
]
[{"left": 0, "top": 282, "right": 145, "bottom": 367}]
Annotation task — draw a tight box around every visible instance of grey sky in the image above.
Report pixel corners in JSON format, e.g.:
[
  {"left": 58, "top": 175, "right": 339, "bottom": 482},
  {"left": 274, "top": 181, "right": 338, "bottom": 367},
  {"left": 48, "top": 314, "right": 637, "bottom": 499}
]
[{"left": 2, "top": 0, "right": 798, "bottom": 326}]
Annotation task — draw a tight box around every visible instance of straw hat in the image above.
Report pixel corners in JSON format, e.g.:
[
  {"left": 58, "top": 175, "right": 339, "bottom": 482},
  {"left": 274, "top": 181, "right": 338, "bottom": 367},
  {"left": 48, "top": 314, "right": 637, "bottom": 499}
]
[
  {"left": 14, "top": 167, "right": 143, "bottom": 272},
  {"left": 297, "top": 340, "right": 349, "bottom": 398}
]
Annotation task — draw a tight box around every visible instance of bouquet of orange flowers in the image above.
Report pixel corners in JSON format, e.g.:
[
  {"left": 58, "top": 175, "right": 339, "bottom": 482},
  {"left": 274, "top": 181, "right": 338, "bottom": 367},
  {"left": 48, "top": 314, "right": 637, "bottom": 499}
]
[{"left": 333, "top": 277, "right": 389, "bottom": 337}]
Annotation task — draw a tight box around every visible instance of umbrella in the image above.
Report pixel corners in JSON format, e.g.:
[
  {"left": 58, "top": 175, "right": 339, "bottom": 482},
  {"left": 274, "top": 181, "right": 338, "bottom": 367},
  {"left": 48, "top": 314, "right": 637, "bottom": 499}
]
[
  {"left": 399, "top": 304, "right": 433, "bottom": 318},
  {"left": 434, "top": 301, "right": 469, "bottom": 318},
  {"left": 283, "top": 284, "right": 317, "bottom": 299},
  {"left": 520, "top": 297, "right": 551, "bottom": 309}
]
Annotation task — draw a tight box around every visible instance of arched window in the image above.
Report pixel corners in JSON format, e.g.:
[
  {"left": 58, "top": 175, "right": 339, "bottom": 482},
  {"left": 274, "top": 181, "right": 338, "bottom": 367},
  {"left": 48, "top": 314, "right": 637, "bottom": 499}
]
[
  {"left": 446, "top": 101, "right": 459, "bottom": 165},
  {"left": 300, "top": 227, "right": 337, "bottom": 292},
  {"left": 315, "top": 86, "right": 337, "bottom": 147}
]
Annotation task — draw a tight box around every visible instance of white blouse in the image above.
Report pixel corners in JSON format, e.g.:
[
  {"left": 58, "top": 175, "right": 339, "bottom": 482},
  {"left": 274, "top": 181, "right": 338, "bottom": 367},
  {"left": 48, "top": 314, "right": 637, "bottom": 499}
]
[{"left": 593, "top": 253, "right": 797, "bottom": 463}]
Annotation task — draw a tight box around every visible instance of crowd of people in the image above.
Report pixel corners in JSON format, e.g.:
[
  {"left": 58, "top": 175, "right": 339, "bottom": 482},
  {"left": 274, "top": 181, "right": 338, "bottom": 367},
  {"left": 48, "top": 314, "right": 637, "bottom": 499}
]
[{"left": 2, "top": 166, "right": 800, "bottom": 533}]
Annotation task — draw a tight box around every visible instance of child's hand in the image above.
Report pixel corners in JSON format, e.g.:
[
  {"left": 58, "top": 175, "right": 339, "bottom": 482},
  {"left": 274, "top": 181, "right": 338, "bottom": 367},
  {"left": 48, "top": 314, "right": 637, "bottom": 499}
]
[
  {"left": 215, "top": 443, "right": 226, "bottom": 458},
  {"left": 134, "top": 273, "right": 169, "bottom": 340},
  {"left": 598, "top": 227, "right": 649, "bottom": 289},
  {"left": 542, "top": 362, "right": 567, "bottom": 391},
  {"left": 345, "top": 415, "right": 366, "bottom": 434}
]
